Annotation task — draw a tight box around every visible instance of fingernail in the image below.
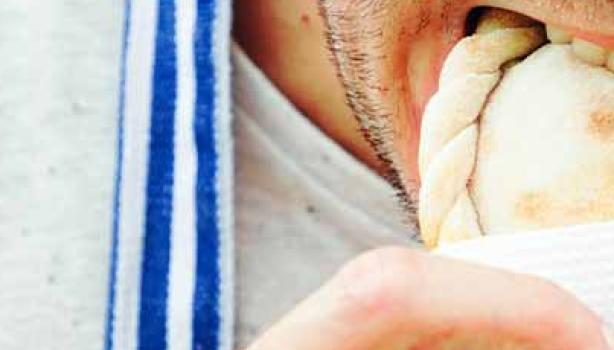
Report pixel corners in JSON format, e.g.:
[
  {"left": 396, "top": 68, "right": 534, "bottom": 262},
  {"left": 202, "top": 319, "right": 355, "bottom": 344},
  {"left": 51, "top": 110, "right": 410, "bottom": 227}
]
[{"left": 603, "top": 323, "right": 614, "bottom": 349}]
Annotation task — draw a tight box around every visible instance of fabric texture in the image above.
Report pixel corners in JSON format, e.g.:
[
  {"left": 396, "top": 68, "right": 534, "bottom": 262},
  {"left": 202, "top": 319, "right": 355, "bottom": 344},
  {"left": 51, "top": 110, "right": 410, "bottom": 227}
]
[
  {"left": 437, "top": 221, "right": 614, "bottom": 323},
  {"left": 232, "top": 45, "right": 419, "bottom": 348},
  {"left": 0, "top": 1, "right": 121, "bottom": 349},
  {"left": 105, "top": 1, "right": 234, "bottom": 350}
]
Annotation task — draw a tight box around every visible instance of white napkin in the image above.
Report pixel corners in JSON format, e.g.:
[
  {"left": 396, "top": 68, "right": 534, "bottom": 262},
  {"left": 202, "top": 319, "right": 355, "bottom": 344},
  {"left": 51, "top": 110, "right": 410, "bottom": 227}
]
[{"left": 436, "top": 222, "right": 614, "bottom": 322}]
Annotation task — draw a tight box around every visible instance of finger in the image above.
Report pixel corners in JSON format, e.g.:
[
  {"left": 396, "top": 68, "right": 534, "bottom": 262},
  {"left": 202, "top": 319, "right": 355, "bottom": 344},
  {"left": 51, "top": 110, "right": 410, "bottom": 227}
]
[{"left": 247, "top": 247, "right": 610, "bottom": 350}]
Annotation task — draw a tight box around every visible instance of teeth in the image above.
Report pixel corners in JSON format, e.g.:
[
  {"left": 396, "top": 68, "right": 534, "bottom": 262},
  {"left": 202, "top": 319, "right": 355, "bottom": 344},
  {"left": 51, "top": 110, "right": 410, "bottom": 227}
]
[
  {"left": 572, "top": 38, "right": 609, "bottom": 66},
  {"left": 546, "top": 25, "right": 573, "bottom": 44},
  {"left": 546, "top": 24, "right": 613, "bottom": 72}
]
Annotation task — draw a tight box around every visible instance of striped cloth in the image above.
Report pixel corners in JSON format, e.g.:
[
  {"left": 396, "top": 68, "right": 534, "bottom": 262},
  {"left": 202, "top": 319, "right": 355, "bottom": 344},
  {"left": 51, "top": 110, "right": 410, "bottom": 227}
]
[{"left": 105, "top": 1, "right": 234, "bottom": 350}]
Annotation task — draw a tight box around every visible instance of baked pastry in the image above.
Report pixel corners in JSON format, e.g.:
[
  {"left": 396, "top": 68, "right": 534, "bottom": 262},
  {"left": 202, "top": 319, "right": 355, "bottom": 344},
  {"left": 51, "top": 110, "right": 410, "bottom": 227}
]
[{"left": 419, "top": 9, "right": 614, "bottom": 248}]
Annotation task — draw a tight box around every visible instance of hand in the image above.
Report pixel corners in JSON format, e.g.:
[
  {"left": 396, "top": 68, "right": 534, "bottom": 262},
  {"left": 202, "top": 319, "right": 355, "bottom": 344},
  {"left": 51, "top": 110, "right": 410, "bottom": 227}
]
[{"left": 247, "top": 247, "right": 612, "bottom": 350}]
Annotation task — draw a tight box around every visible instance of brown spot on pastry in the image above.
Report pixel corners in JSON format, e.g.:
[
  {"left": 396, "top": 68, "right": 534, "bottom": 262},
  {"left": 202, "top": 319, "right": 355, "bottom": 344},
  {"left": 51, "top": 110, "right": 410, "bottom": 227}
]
[
  {"left": 514, "top": 192, "right": 551, "bottom": 223},
  {"left": 565, "top": 168, "right": 614, "bottom": 222},
  {"left": 514, "top": 170, "right": 614, "bottom": 228},
  {"left": 587, "top": 109, "right": 614, "bottom": 142}
]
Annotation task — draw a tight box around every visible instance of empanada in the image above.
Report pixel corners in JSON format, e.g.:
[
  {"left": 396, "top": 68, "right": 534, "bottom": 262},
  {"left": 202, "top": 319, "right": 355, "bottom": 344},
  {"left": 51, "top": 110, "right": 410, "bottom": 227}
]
[{"left": 419, "top": 10, "right": 614, "bottom": 249}]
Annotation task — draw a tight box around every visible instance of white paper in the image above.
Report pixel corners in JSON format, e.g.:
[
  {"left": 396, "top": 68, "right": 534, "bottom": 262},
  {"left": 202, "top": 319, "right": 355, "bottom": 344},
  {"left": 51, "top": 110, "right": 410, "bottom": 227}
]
[{"left": 436, "top": 221, "right": 614, "bottom": 322}]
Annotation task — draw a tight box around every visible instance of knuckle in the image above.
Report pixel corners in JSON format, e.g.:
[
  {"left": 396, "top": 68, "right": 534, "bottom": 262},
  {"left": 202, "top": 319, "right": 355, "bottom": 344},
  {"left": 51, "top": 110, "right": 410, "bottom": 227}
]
[
  {"left": 331, "top": 247, "right": 426, "bottom": 322},
  {"left": 525, "top": 277, "right": 582, "bottom": 330}
]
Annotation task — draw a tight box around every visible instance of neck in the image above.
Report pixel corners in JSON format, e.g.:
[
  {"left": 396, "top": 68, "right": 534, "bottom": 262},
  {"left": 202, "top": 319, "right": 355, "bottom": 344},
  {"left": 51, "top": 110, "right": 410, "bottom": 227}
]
[{"left": 233, "top": 0, "right": 385, "bottom": 174}]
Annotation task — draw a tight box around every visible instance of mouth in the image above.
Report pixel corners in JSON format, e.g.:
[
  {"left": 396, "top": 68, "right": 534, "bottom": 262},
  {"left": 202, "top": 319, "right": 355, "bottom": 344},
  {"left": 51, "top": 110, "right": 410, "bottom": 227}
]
[
  {"left": 322, "top": 0, "right": 614, "bottom": 199},
  {"left": 483, "top": 0, "right": 614, "bottom": 50},
  {"left": 464, "top": 7, "right": 614, "bottom": 70},
  {"left": 415, "top": 3, "right": 614, "bottom": 184},
  {"left": 322, "top": 0, "right": 614, "bottom": 234}
]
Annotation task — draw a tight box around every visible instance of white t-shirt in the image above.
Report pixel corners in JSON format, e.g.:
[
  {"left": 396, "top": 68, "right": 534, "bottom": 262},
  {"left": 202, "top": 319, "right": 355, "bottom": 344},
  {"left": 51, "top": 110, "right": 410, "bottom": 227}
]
[
  {"left": 231, "top": 46, "right": 419, "bottom": 347},
  {"left": 0, "top": 1, "right": 121, "bottom": 349}
]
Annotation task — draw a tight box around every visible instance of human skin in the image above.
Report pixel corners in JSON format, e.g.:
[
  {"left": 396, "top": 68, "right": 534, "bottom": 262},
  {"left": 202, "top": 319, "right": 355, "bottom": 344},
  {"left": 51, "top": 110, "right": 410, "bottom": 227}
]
[
  {"left": 246, "top": 248, "right": 613, "bottom": 350},
  {"left": 233, "top": 0, "right": 386, "bottom": 174}
]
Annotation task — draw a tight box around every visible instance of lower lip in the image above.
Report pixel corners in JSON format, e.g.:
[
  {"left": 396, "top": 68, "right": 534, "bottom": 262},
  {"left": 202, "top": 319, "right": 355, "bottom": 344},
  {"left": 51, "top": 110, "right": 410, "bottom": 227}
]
[{"left": 573, "top": 31, "right": 614, "bottom": 51}]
